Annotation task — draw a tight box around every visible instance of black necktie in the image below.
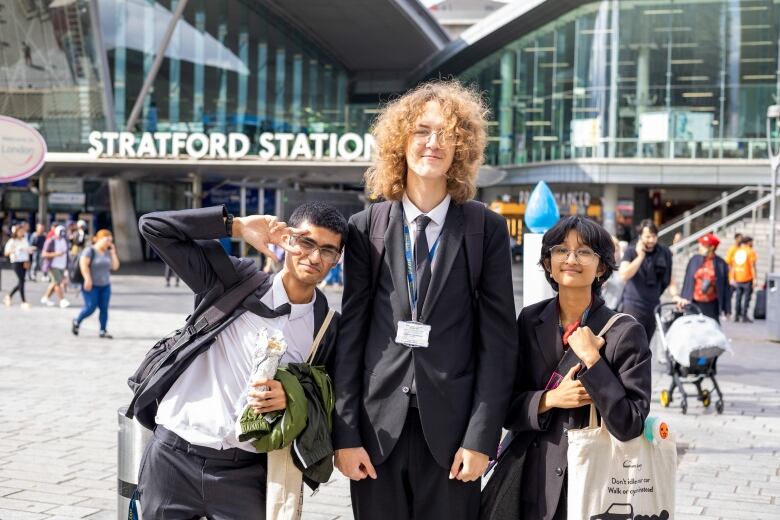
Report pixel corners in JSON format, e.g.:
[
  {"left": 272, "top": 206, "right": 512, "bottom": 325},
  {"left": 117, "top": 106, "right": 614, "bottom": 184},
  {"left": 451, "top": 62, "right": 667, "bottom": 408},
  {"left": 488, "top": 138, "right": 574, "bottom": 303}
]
[
  {"left": 245, "top": 300, "right": 292, "bottom": 319},
  {"left": 414, "top": 215, "right": 432, "bottom": 319}
]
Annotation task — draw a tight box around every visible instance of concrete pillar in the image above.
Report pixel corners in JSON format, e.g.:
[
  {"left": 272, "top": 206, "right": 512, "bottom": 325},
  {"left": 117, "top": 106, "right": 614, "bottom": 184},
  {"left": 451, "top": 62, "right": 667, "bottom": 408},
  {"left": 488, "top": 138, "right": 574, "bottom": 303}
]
[
  {"left": 498, "top": 50, "right": 515, "bottom": 165},
  {"left": 635, "top": 46, "right": 650, "bottom": 158},
  {"left": 108, "top": 178, "right": 143, "bottom": 262},
  {"left": 191, "top": 173, "right": 202, "bottom": 209},
  {"left": 602, "top": 184, "right": 618, "bottom": 236},
  {"left": 37, "top": 173, "right": 48, "bottom": 226}
]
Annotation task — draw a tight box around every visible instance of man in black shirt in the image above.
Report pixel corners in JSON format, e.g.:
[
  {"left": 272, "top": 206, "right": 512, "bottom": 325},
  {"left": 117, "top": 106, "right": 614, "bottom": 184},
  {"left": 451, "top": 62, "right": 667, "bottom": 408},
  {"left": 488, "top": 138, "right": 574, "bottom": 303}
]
[{"left": 619, "top": 219, "right": 683, "bottom": 340}]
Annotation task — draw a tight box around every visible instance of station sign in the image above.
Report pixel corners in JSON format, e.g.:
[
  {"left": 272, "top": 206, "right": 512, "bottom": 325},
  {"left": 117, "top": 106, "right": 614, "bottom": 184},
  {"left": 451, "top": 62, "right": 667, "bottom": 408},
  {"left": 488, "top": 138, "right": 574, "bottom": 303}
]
[
  {"left": 0, "top": 115, "right": 47, "bottom": 183},
  {"left": 87, "top": 131, "right": 374, "bottom": 161}
]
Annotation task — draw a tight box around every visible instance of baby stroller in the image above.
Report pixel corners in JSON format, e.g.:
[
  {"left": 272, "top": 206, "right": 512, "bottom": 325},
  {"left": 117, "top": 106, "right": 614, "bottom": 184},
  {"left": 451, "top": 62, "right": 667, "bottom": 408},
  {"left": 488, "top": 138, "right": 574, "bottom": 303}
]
[{"left": 654, "top": 302, "right": 730, "bottom": 415}]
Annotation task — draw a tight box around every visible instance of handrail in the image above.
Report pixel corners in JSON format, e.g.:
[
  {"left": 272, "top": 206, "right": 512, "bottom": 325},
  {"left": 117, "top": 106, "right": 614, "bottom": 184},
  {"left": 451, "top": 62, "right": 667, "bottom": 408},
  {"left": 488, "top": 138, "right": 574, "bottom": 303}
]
[
  {"left": 658, "top": 185, "right": 761, "bottom": 238},
  {"left": 669, "top": 187, "right": 780, "bottom": 254}
]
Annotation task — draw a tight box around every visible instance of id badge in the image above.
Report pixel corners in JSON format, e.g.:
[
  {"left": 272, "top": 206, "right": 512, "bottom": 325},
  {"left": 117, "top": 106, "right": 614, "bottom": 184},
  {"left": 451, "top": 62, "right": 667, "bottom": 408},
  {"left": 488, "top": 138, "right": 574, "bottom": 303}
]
[{"left": 395, "top": 321, "right": 431, "bottom": 348}]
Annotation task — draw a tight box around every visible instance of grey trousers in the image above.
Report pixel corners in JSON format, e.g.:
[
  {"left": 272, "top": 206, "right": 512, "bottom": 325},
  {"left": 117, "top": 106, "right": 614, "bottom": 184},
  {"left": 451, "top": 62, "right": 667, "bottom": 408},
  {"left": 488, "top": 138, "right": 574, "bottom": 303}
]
[{"left": 138, "top": 426, "right": 267, "bottom": 520}]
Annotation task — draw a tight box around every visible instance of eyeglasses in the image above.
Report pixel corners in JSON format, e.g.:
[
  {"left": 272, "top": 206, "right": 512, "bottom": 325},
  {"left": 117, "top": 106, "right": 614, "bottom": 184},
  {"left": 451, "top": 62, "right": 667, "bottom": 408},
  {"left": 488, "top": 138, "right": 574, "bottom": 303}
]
[
  {"left": 289, "top": 235, "right": 341, "bottom": 264},
  {"left": 549, "top": 246, "right": 600, "bottom": 266},
  {"left": 410, "top": 127, "right": 449, "bottom": 144}
]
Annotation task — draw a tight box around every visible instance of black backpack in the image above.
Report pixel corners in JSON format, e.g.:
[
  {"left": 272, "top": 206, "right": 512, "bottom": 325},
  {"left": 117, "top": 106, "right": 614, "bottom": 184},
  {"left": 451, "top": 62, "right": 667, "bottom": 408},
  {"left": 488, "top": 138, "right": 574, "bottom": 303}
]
[
  {"left": 125, "top": 243, "right": 269, "bottom": 429},
  {"left": 69, "top": 248, "right": 93, "bottom": 285}
]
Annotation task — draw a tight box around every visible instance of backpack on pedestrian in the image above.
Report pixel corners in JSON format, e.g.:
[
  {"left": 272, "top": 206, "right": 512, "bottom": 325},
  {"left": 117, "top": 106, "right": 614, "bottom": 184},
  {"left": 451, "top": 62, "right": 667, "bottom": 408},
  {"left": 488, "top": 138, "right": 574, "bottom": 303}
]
[{"left": 69, "top": 247, "right": 94, "bottom": 285}]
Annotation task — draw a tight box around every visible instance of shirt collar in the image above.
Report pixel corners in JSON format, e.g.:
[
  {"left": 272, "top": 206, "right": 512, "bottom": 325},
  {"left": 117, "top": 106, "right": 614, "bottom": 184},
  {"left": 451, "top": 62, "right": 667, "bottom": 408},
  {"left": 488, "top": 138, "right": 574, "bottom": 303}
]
[
  {"left": 402, "top": 193, "right": 451, "bottom": 226},
  {"left": 265, "top": 273, "right": 316, "bottom": 321}
]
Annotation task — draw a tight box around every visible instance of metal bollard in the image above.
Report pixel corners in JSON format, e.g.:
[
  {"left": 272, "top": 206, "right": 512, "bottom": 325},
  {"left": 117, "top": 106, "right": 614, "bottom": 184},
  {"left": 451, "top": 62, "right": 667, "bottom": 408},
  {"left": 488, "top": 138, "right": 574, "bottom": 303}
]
[{"left": 117, "top": 406, "right": 152, "bottom": 520}]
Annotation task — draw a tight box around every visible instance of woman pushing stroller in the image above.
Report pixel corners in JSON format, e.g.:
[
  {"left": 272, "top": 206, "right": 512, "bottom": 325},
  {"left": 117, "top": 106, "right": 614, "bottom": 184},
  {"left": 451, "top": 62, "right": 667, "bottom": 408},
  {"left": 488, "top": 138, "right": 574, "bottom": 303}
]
[{"left": 680, "top": 233, "right": 730, "bottom": 323}]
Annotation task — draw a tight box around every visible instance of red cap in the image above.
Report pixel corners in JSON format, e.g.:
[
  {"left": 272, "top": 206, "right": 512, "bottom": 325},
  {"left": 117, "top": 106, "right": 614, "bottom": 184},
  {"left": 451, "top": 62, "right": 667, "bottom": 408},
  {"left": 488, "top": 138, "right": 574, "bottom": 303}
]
[{"left": 698, "top": 233, "right": 720, "bottom": 248}]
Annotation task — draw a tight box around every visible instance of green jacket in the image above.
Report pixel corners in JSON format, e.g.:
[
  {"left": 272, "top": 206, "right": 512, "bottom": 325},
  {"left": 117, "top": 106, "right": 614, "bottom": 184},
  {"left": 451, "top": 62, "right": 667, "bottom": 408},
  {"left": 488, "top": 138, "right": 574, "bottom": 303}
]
[{"left": 238, "top": 363, "right": 334, "bottom": 487}]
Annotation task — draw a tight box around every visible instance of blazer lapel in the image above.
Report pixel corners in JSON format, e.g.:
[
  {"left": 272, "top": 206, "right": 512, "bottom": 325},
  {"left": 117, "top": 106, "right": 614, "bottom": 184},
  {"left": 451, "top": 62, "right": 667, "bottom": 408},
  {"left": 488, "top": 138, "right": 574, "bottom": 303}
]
[
  {"left": 384, "top": 201, "right": 412, "bottom": 320},
  {"left": 420, "top": 202, "right": 464, "bottom": 321},
  {"left": 533, "top": 298, "right": 562, "bottom": 375}
]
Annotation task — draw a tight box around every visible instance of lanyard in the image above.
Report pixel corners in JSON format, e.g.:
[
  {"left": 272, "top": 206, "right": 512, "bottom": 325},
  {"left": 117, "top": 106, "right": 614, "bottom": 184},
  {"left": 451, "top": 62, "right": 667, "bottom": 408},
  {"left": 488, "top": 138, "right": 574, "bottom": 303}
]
[{"left": 402, "top": 217, "right": 441, "bottom": 322}]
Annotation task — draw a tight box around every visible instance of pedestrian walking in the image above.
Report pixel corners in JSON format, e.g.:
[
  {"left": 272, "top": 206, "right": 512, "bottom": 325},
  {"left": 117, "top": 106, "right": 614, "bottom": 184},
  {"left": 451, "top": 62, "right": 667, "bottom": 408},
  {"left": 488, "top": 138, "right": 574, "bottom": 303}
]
[
  {"left": 618, "top": 219, "right": 682, "bottom": 340},
  {"left": 730, "top": 236, "right": 758, "bottom": 322},
  {"left": 71, "top": 230, "right": 120, "bottom": 338},
  {"left": 481, "top": 216, "right": 651, "bottom": 520},
  {"left": 131, "top": 201, "right": 346, "bottom": 519},
  {"left": 29, "top": 223, "right": 46, "bottom": 281},
  {"left": 332, "top": 80, "right": 518, "bottom": 520},
  {"left": 163, "top": 262, "right": 179, "bottom": 287},
  {"left": 3, "top": 225, "right": 35, "bottom": 309},
  {"left": 40, "top": 225, "right": 71, "bottom": 308},
  {"left": 680, "top": 233, "right": 730, "bottom": 323}
]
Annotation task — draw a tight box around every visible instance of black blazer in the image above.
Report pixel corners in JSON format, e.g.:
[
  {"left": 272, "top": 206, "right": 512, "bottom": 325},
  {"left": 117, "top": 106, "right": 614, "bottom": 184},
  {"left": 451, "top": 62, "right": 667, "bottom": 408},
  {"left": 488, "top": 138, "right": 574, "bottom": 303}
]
[
  {"left": 138, "top": 205, "right": 340, "bottom": 376},
  {"left": 333, "top": 200, "right": 518, "bottom": 468},
  {"left": 505, "top": 296, "right": 651, "bottom": 520}
]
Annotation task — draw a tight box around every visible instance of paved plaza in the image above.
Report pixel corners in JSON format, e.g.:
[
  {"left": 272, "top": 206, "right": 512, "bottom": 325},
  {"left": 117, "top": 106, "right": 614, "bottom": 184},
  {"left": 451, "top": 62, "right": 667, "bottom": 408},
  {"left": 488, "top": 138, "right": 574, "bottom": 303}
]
[{"left": 0, "top": 265, "right": 778, "bottom": 519}]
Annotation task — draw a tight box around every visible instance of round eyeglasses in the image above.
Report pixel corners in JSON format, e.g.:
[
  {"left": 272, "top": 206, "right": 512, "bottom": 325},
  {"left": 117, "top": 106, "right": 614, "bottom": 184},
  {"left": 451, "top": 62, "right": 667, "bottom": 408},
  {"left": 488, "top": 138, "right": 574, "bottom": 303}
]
[
  {"left": 549, "top": 245, "right": 600, "bottom": 266},
  {"left": 289, "top": 235, "right": 342, "bottom": 264}
]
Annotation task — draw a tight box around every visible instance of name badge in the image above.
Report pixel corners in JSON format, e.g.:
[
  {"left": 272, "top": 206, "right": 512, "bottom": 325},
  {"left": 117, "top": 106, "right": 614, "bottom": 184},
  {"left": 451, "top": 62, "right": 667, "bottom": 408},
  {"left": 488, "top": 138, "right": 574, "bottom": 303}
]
[{"left": 395, "top": 321, "right": 431, "bottom": 348}]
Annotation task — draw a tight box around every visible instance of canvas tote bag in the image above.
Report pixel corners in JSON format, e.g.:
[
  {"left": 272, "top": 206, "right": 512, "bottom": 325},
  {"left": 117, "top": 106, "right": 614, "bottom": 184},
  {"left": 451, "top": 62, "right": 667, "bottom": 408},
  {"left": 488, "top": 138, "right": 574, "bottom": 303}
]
[
  {"left": 265, "top": 309, "right": 335, "bottom": 520},
  {"left": 566, "top": 315, "right": 677, "bottom": 520}
]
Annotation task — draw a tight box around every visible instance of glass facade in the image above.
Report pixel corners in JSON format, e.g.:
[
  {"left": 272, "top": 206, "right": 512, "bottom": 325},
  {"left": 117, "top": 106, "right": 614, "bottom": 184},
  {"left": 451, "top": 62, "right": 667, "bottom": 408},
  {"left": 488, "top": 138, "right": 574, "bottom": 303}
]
[
  {"left": 104, "top": 0, "right": 351, "bottom": 143},
  {"left": 0, "top": 0, "right": 108, "bottom": 151},
  {"left": 0, "top": 0, "right": 356, "bottom": 153},
  {"left": 460, "top": 0, "right": 780, "bottom": 166}
]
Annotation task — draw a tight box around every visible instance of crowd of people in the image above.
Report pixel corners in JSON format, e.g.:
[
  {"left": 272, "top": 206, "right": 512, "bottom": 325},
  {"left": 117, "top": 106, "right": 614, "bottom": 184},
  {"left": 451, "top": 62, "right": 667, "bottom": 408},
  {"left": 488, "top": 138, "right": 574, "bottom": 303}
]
[{"left": 2, "top": 219, "right": 120, "bottom": 337}]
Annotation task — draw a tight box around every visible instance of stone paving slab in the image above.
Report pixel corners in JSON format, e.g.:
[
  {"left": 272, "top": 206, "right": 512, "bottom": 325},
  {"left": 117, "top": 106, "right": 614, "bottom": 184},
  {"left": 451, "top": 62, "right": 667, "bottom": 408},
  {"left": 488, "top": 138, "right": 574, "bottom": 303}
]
[{"left": 1, "top": 268, "right": 778, "bottom": 519}]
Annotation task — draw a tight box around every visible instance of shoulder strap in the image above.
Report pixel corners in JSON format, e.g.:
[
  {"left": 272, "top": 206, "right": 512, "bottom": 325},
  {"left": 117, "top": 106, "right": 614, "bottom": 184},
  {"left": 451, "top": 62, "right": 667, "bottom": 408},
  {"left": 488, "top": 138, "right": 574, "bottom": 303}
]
[
  {"left": 189, "top": 271, "right": 268, "bottom": 336},
  {"left": 306, "top": 308, "right": 336, "bottom": 364},
  {"left": 462, "top": 200, "right": 486, "bottom": 299},
  {"left": 369, "top": 201, "right": 392, "bottom": 290},
  {"left": 596, "top": 312, "right": 633, "bottom": 337}
]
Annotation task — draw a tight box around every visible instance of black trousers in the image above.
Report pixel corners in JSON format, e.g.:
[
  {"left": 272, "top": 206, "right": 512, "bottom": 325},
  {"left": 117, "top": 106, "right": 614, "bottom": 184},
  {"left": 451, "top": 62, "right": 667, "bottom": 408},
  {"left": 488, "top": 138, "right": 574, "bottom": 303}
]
[
  {"left": 9, "top": 262, "right": 27, "bottom": 302},
  {"left": 693, "top": 299, "right": 720, "bottom": 323},
  {"left": 734, "top": 282, "right": 753, "bottom": 318},
  {"left": 621, "top": 302, "right": 657, "bottom": 341},
  {"left": 138, "top": 426, "right": 267, "bottom": 520},
  {"left": 351, "top": 407, "right": 480, "bottom": 520}
]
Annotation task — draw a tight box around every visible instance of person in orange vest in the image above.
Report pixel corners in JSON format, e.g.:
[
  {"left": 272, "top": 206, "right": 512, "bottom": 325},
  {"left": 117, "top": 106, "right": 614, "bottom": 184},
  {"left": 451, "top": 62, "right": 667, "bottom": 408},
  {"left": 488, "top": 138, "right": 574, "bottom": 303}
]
[
  {"left": 724, "top": 232, "right": 743, "bottom": 285},
  {"left": 729, "top": 236, "right": 758, "bottom": 322}
]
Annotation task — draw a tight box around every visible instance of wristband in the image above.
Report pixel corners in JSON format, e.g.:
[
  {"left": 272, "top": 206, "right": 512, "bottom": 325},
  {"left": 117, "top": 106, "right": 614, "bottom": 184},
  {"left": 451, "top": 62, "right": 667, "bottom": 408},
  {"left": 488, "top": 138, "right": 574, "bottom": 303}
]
[{"left": 225, "top": 213, "right": 234, "bottom": 237}]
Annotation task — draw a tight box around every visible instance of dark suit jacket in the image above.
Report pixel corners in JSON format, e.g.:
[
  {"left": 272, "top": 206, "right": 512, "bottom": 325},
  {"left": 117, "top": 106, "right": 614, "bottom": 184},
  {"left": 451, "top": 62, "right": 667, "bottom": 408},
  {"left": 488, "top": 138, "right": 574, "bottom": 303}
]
[
  {"left": 333, "top": 200, "right": 518, "bottom": 468},
  {"left": 138, "top": 205, "right": 340, "bottom": 378},
  {"left": 505, "top": 296, "right": 651, "bottom": 520}
]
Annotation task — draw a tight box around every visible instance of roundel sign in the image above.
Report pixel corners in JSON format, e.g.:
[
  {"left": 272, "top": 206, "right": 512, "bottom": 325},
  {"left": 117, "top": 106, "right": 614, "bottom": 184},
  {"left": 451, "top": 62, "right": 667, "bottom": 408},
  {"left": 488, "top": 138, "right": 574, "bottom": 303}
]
[{"left": 0, "top": 115, "right": 47, "bottom": 183}]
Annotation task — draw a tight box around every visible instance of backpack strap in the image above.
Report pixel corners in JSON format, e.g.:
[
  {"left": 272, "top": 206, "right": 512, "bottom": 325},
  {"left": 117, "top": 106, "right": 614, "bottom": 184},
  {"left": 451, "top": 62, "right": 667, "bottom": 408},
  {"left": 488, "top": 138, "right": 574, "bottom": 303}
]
[
  {"left": 175, "top": 271, "right": 268, "bottom": 347},
  {"left": 306, "top": 308, "right": 336, "bottom": 364},
  {"left": 368, "top": 201, "right": 392, "bottom": 291},
  {"left": 462, "top": 200, "right": 486, "bottom": 301}
]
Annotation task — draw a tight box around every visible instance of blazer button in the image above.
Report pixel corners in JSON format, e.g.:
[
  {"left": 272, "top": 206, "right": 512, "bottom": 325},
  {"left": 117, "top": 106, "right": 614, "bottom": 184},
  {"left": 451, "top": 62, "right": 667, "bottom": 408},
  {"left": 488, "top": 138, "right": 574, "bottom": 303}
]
[
  {"left": 531, "top": 440, "right": 539, "bottom": 448},
  {"left": 555, "top": 467, "right": 563, "bottom": 477},
  {"left": 402, "top": 386, "right": 410, "bottom": 394}
]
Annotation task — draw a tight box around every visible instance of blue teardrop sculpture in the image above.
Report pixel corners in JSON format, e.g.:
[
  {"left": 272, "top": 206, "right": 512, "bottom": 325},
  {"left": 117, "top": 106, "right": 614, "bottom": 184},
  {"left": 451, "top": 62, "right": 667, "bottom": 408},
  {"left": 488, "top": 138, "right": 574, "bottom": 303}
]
[{"left": 524, "top": 181, "right": 560, "bottom": 233}]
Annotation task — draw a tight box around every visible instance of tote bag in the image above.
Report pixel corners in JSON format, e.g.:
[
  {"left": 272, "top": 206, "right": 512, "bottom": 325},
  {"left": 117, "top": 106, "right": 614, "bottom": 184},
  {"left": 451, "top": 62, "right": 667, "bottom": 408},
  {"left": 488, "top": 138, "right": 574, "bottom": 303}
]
[{"left": 567, "top": 405, "right": 677, "bottom": 520}]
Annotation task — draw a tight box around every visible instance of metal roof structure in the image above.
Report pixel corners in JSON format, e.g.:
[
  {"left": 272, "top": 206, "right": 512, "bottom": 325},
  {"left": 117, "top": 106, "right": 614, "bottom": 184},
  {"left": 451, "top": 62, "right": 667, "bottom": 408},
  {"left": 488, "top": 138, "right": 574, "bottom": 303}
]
[{"left": 256, "top": 0, "right": 450, "bottom": 98}]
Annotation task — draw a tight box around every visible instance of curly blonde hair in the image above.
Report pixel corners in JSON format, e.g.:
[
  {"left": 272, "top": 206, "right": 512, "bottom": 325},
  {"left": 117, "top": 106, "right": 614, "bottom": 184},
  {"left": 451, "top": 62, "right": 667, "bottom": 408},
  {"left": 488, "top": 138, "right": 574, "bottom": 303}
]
[{"left": 364, "top": 80, "right": 489, "bottom": 204}]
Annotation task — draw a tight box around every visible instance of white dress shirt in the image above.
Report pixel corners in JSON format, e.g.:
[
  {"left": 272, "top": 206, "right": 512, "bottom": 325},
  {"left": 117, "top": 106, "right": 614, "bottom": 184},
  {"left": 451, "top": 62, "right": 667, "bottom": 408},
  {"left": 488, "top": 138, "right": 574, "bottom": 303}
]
[
  {"left": 155, "top": 274, "right": 316, "bottom": 452},
  {"left": 402, "top": 193, "right": 451, "bottom": 270}
]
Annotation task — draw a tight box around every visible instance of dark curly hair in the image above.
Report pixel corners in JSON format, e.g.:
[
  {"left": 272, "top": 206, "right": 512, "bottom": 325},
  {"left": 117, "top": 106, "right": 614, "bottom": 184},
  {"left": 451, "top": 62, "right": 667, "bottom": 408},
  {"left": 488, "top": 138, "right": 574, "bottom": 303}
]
[{"left": 538, "top": 216, "right": 618, "bottom": 292}]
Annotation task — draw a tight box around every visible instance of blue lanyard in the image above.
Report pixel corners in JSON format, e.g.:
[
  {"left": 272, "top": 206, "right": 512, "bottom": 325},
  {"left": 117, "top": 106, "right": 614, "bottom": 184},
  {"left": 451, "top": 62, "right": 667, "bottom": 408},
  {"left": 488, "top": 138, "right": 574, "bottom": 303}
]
[{"left": 402, "top": 217, "right": 441, "bottom": 321}]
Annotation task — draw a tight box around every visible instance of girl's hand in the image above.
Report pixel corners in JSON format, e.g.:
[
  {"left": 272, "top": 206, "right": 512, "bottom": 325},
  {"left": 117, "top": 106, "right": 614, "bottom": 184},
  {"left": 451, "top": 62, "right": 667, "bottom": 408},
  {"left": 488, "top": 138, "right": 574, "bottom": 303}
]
[{"left": 567, "top": 327, "right": 604, "bottom": 368}]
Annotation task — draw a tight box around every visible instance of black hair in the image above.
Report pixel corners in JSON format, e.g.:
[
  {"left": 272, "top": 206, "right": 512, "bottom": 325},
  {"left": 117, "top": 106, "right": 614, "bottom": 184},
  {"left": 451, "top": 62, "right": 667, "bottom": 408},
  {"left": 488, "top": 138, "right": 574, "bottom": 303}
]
[
  {"left": 739, "top": 235, "right": 753, "bottom": 246},
  {"left": 288, "top": 201, "right": 348, "bottom": 249},
  {"left": 538, "top": 216, "right": 618, "bottom": 292},
  {"left": 734, "top": 232, "right": 743, "bottom": 240},
  {"left": 638, "top": 219, "right": 658, "bottom": 236}
]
